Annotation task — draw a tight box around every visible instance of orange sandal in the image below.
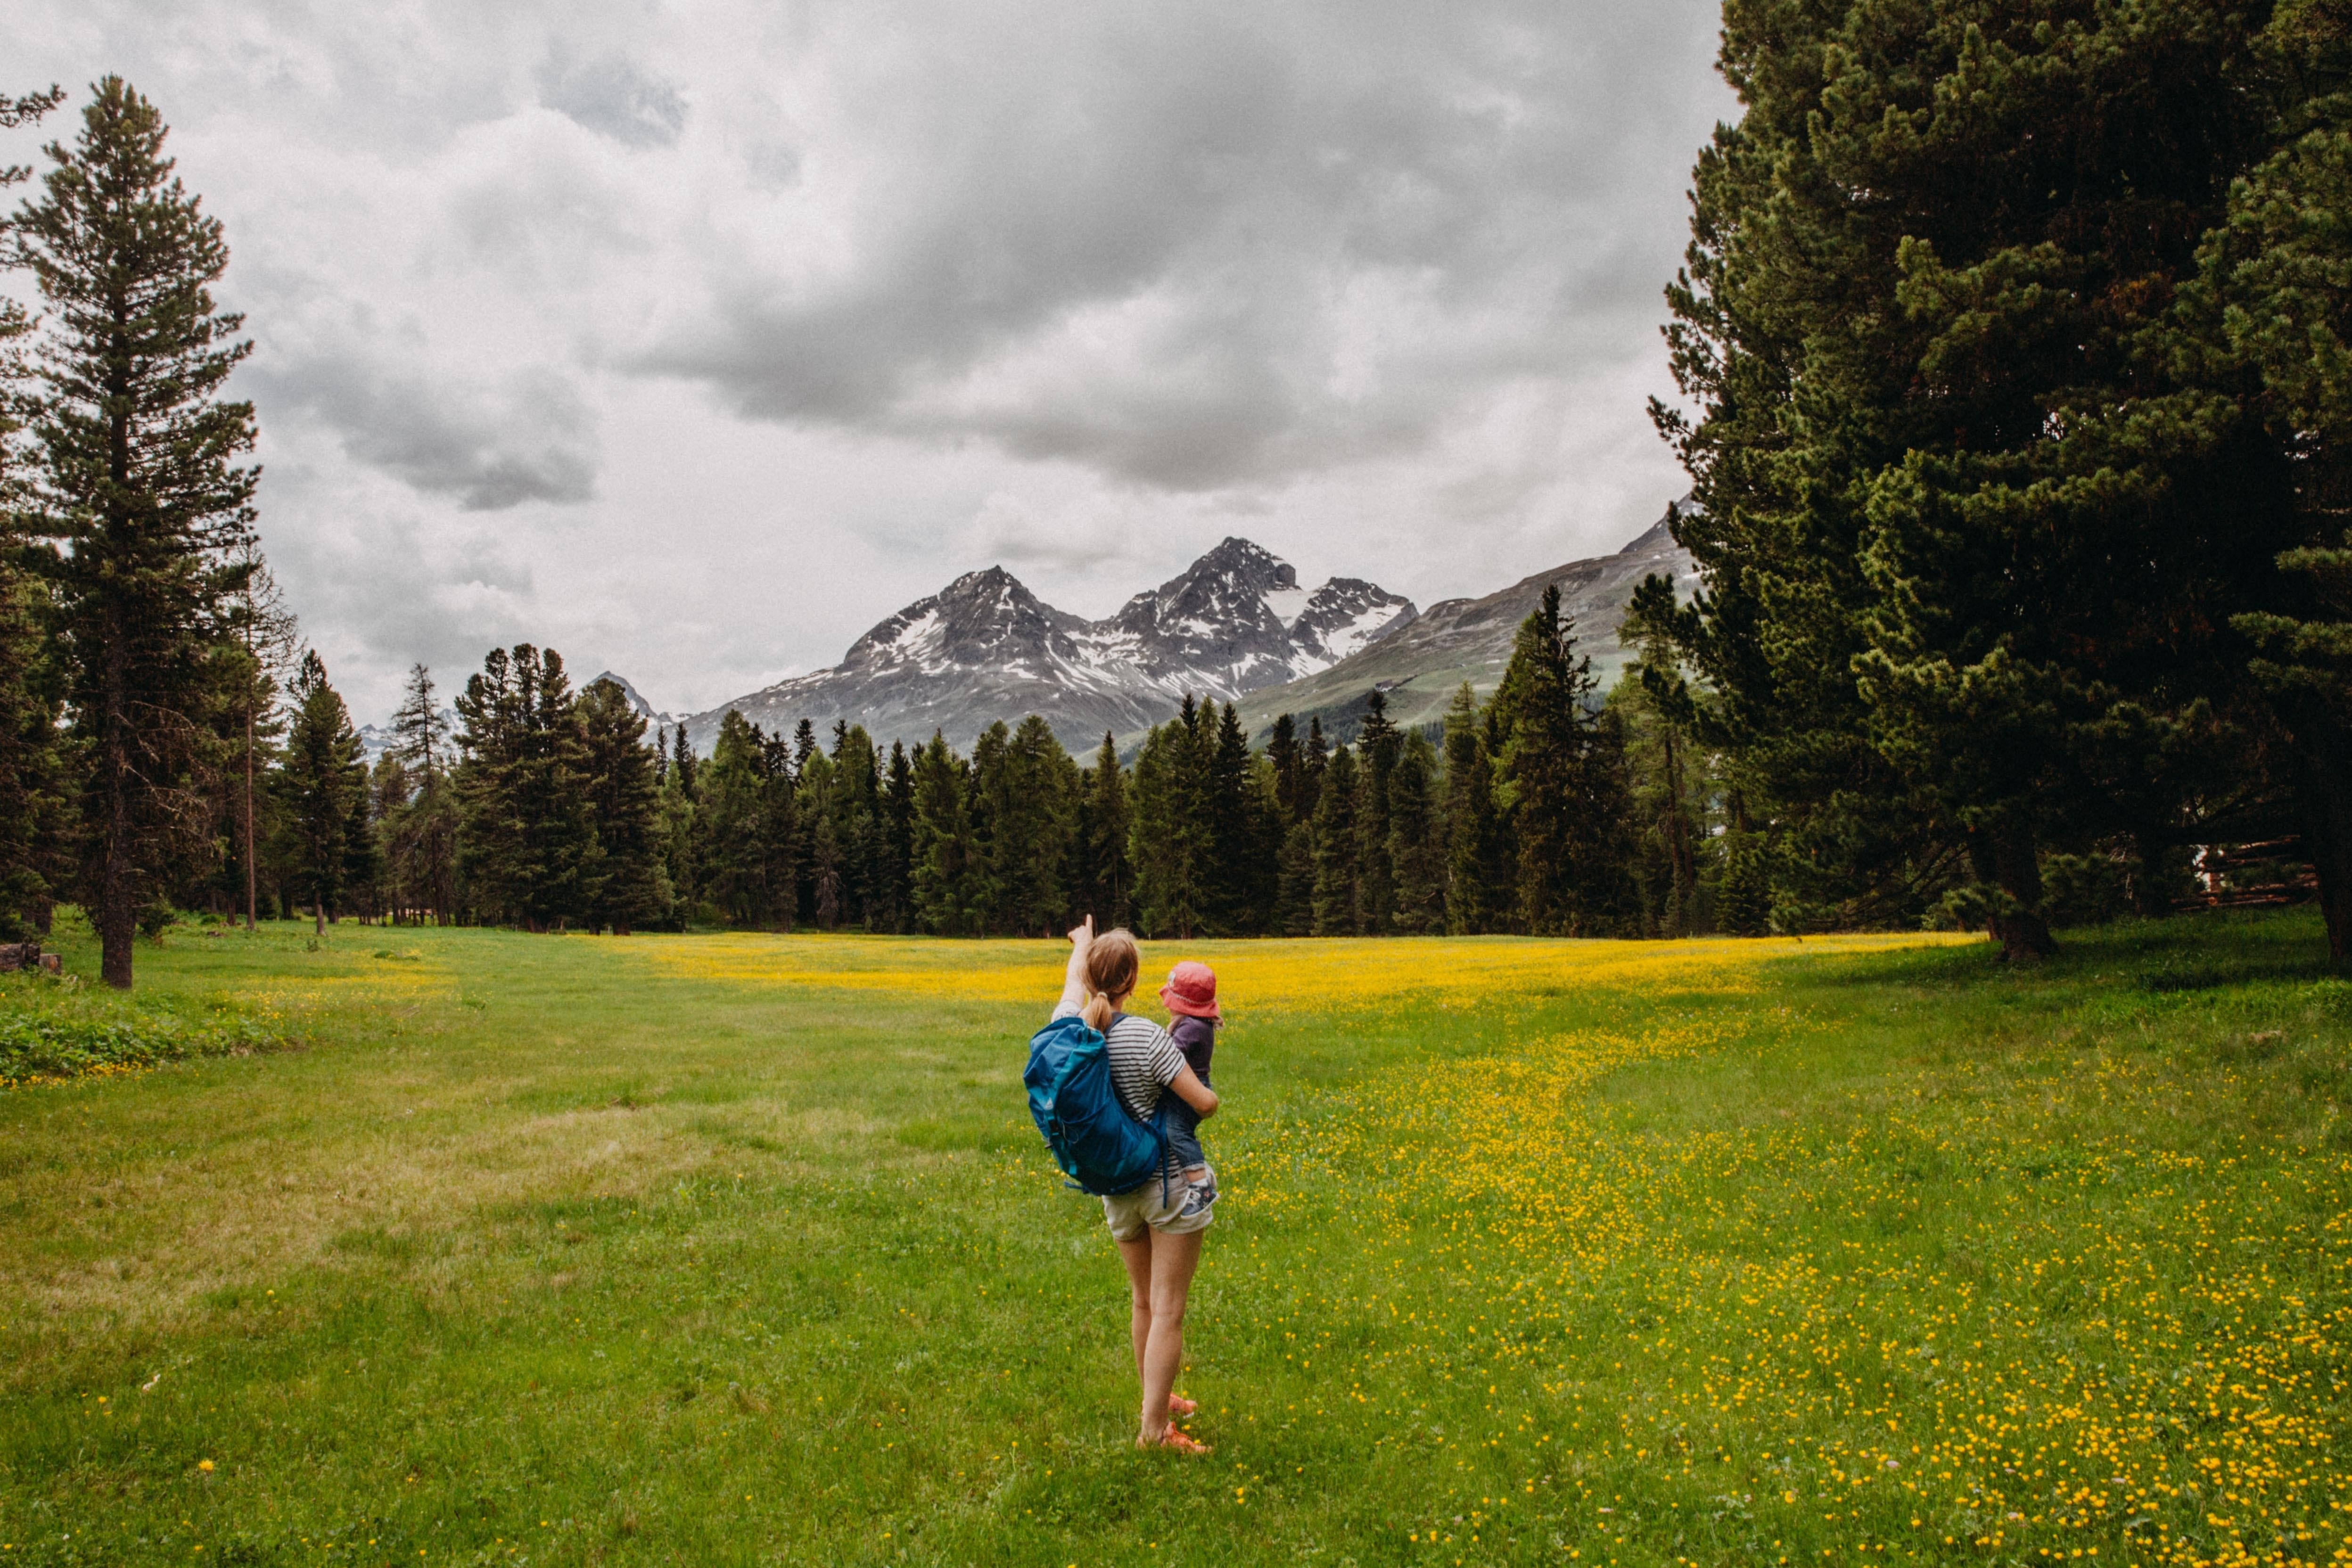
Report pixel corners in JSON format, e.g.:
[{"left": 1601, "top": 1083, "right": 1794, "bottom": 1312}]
[
  {"left": 1167, "top": 1394, "right": 1198, "bottom": 1417},
  {"left": 1147, "top": 1423, "right": 1212, "bottom": 1454}
]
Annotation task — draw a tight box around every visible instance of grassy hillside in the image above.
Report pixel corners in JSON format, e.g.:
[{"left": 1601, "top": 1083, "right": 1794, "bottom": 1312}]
[{"left": 0, "top": 913, "right": 2344, "bottom": 1565}]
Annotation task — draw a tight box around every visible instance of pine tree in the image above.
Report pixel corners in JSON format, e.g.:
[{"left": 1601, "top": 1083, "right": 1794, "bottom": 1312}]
[
  {"left": 1388, "top": 727, "right": 1447, "bottom": 934},
  {"left": 452, "top": 645, "right": 594, "bottom": 929},
  {"left": 878, "top": 740, "right": 916, "bottom": 932},
  {"left": 578, "top": 678, "right": 669, "bottom": 933},
  {"left": 909, "top": 732, "right": 979, "bottom": 934},
  {"left": 697, "top": 711, "right": 773, "bottom": 928},
  {"left": 1268, "top": 714, "right": 1307, "bottom": 825},
  {"left": 1130, "top": 700, "right": 1210, "bottom": 939},
  {"left": 1352, "top": 692, "right": 1402, "bottom": 934},
  {"left": 1205, "top": 701, "right": 1269, "bottom": 933},
  {"left": 1491, "top": 587, "right": 1639, "bottom": 936},
  {"left": 271, "top": 652, "right": 365, "bottom": 931},
  {"left": 1441, "top": 684, "right": 1502, "bottom": 934},
  {"left": 1076, "top": 733, "right": 1133, "bottom": 929},
  {"left": 978, "top": 715, "right": 1079, "bottom": 936},
  {"left": 1311, "top": 744, "right": 1362, "bottom": 936},
  {"left": 1275, "top": 819, "right": 1317, "bottom": 936},
  {"left": 381, "top": 663, "right": 456, "bottom": 924},
  {"left": 1622, "top": 577, "right": 1702, "bottom": 936},
  {"left": 657, "top": 728, "right": 699, "bottom": 928},
  {"left": 16, "top": 79, "right": 258, "bottom": 985}
]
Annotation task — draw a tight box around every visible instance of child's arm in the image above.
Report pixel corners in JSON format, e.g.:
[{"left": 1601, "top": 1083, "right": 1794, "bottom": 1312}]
[
  {"left": 1168, "top": 1064, "right": 1218, "bottom": 1120},
  {"left": 1054, "top": 917, "right": 1094, "bottom": 1016}
]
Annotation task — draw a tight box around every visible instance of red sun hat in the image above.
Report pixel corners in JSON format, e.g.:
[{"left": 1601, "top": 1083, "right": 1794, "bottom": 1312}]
[{"left": 1159, "top": 961, "right": 1220, "bottom": 1020}]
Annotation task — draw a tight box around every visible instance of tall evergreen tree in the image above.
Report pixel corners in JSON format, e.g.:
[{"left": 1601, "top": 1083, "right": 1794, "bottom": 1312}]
[
  {"left": 452, "top": 645, "right": 594, "bottom": 929},
  {"left": 1388, "top": 727, "right": 1447, "bottom": 934},
  {"left": 1492, "top": 587, "right": 1638, "bottom": 936},
  {"left": 381, "top": 663, "right": 456, "bottom": 924},
  {"left": 1205, "top": 701, "right": 1270, "bottom": 933},
  {"left": 1075, "top": 732, "right": 1133, "bottom": 929},
  {"left": 909, "top": 732, "right": 979, "bottom": 934},
  {"left": 1352, "top": 691, "right": 1402, "bottom": 934},
  {"left": 1441, "top": 683, "right": 1504, "bottom": 934},
  {"left": 698, "top": 711, "right": 774, "bottom": 927},
  {"left": 17, "top": 78, "right": 258, "bottom": 985},
  {"left": 1311, "top": 743, "right": 1362, "bottom": 936},
  {"left": 578, "top": 678, "right": 669, "bottom": 933},
  {"left": 1267, "top": 714, "right": 1306, "bottom": 826},
  {"left": 1130, "top": 699, "right": 1210, "bottom": 938},
  {"left": 877, "top": 739, "right": 915, "bottom": 932},
  {"left": 271, "top": 652, "right": 365, "bottom": 931},
  {"left": 972, "top": 716, "right": 1079, "bottom": 935}
]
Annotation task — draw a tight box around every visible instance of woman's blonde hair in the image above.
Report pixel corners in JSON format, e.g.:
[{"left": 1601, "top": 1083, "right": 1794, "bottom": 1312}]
[{"left": 1081, "top": 928, "right": 1141, "bottom": 1032}]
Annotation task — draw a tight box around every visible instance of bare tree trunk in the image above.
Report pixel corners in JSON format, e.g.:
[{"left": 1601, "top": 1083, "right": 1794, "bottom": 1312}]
[
  {"left": 244, "top": 701, "right": 257, "bottom": 932},
  {"left": 314, "top": 895, "right": 324, "bottom": 937},
  {"left": 1969, "top": 818, "right": 2055, "bottom": 962}
]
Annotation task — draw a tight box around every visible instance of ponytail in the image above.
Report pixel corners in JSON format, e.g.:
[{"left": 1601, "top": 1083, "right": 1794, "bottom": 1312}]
[{"left": 1081, "top": 928, "right": 1140, "bottom": 1033}]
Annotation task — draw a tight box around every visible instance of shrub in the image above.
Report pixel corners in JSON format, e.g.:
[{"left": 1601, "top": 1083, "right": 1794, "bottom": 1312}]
[{"left": 0, "top": 1004, "right": 289, "bottom": 1085}]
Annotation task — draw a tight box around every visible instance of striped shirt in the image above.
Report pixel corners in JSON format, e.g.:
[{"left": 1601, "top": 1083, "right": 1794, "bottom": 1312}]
[{"left": 1052, "top": 1001, "right": 1184, "bottom": 1121}]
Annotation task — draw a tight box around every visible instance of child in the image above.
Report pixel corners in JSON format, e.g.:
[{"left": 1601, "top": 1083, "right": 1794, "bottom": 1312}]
[{"left": 1158, "top": 960, "right": 1221, "bottom": 1216}]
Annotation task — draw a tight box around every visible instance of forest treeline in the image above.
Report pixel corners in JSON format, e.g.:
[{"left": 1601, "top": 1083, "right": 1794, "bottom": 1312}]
[{"left": 233, "top": 580, "right": 1704, "bottom": 941}]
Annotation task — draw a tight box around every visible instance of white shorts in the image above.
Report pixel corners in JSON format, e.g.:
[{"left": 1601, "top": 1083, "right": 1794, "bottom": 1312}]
[{"left": 1101, "top": 1166, "right": 1215, "bottom": 1240}]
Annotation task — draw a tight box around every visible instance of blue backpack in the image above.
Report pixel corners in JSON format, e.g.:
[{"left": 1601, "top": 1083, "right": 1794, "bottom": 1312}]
[{"left": 1025, "top": 1014, "right": 1168, "bottom": 1197}]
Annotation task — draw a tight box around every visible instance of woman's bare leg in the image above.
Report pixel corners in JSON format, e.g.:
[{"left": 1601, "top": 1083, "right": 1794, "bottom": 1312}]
[
  {"left": 1136, "top": 1228, "right": 1203, "bottom": 1444},
  {"left": 1116, "top": 1232, "right": 1154, "bottom": 1390}
]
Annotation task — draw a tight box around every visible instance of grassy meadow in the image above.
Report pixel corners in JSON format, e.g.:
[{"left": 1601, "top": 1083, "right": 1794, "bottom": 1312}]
[{"left": 0, "top": 912, "right": 2346, "bottom": 1567}]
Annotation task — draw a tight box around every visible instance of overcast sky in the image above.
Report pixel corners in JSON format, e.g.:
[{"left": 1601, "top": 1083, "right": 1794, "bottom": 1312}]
[{"left": 8, "top": 0, "right": 1735, "bottom": 722}]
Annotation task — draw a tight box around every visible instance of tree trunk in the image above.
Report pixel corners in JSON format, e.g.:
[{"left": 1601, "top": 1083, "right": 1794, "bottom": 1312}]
[
  {"left": 2130, "top": 828, "right": 2174, "bottom": 919},
  {"left": 1987, "top": 818, "right": 2056, "bottom": 961},
  {"left": 2300, "top": 748, "right": 2352, "bottom": 963},
  {"left": 314, "top": 896, "right": 325, "bottom": 937},
  {"left": 99, "top": 623, "right": 134, "bottom": 990},
  {"left": 1662, "top": 724, "right": 1694, "bottom": 938},
  {"left": 244, "top": 701, "right": 257, "bottom": 932}
]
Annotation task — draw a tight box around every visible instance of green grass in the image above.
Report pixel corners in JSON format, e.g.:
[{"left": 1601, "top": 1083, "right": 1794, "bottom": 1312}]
[{"left": 0, "top": 913, "right": 2344, "bottom": 1566}]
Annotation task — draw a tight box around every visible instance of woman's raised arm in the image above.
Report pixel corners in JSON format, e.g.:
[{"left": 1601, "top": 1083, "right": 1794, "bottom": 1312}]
[{"left": 1055, "top": 916, "right": 1095, "bottom": 1017}]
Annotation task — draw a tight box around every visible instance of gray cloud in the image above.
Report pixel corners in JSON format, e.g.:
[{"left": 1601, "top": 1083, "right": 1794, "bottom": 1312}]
[
  {"left": 256, "top": 348, "right": 598, "bottom": 511},
  {"left": 537, "top": 50, "right": 687, "bottom": 148},
  {"left": 642, "top": 0, "right": 1722, "bottom": 490}
]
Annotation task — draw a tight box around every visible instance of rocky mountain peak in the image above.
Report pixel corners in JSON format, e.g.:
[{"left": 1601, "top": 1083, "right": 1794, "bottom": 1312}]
[
  {"left": 842, "top": 563, "right": 1078, "bottom": 675},
  {"left": 689, "top": 534, "right": 1419, "bottom": 752}
]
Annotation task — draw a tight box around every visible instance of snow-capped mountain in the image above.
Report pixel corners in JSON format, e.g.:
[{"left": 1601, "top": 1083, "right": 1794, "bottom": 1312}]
[{"left": 685, "top": 539, "right": 1416, "bottom": 752}]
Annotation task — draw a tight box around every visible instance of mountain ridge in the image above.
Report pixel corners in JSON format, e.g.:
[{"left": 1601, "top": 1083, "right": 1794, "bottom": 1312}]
[{"left": 681, "top": 538, "right": 1415, "bottom": 753}]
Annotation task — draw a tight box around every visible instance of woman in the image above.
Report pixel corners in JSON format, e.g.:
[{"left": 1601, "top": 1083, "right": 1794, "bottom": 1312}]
[{"left": 1052, "top": 917, "right": 1220, "bottom": 1452}]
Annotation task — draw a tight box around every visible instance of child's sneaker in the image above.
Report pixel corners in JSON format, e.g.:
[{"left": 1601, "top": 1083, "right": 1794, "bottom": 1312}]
[{"left": 1179, "top": 1173, "right": 1218, "bottom": 1218}]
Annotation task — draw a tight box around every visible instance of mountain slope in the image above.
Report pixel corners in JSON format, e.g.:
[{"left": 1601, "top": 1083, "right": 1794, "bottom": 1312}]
[
  {"left": 1226, "top": 505, "right": 1698, "bottom": 743},
  {"left": 687, "top": 540, "right": 1414, "bottom": 752}
]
